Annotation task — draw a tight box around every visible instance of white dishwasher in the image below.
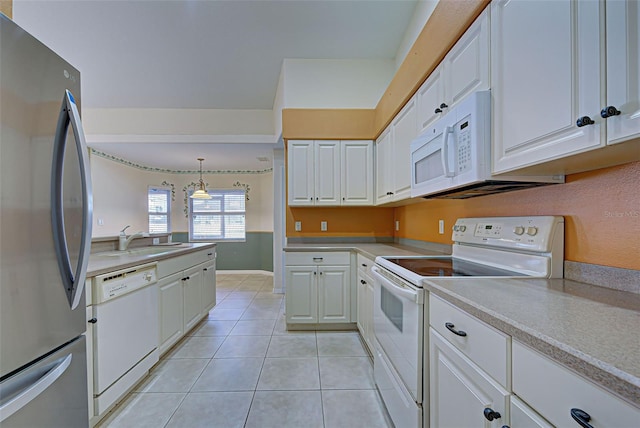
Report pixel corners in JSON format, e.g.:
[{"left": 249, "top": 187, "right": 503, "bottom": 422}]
[{"left": 92, "top": 262, "right": 159, "bottom": 414}]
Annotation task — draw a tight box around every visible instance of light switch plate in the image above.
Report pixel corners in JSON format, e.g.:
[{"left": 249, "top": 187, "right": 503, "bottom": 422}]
[
  {"left": 295, "top": 221, "right": 302, "bottom": 232},
  {"left": 321, "top": 221, "right": 327, "bottom": 231},
  {"left": 395, "top": 220, "right": 400, "bottom": 231}
]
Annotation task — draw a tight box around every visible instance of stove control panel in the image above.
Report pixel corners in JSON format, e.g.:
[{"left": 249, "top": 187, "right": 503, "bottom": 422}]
[{"left": 452, "top": 216, "right": 564, "bottom": 253}]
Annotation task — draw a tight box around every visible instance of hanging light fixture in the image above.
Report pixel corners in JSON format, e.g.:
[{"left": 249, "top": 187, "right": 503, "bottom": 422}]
[{"left": 190, "top": 158, "right": 212, "bottom": 199}]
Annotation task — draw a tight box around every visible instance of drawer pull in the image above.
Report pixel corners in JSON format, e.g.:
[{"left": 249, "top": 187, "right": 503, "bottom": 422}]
[
  {"left": 483, "top": 408, "right": 501, "bottom": 421},
  {"left": 445, "top": 322, "right": 467, "bottom": 337},
  {"left": 313, "top": 257, "right": 323, "bottom": 262},
  {"left": 88, "top": 318, "right": 97, "bottom": 324},
  {"left": 207, "top": 253, "right": 213, "bottom": 256},
  {"left": 570, "top": 408, "right": 594, "bottom": 428}
]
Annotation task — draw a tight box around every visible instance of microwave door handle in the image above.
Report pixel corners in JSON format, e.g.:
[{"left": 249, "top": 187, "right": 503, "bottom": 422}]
[{"left": 441, "top": 126, "right": 455, "bottom": 177}]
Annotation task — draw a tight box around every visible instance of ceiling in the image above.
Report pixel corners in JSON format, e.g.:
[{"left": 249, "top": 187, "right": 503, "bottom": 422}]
[{"left": 14, "top": 0, "right": 420, "bottom": 170}]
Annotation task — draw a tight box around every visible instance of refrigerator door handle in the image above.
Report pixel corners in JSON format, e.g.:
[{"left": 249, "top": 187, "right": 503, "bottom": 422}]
[
  {"left": 0, "top": 355, "right": 72, "bottom": 422},
  {"left": 51, "top": 89, "right": 93, "bottom": 310}
]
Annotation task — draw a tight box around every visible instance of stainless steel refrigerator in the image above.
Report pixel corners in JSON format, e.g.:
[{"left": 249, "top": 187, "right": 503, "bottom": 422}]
[{"left": 0, "top": 15, "right": 92, "bottom": 427}]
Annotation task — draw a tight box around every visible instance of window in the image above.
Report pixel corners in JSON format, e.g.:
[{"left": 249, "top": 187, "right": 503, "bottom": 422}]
[
  {"left": 189, "top": 189, "right": 246, "bottom": 241},
  {"left": 148, "top": 186, "right": 171, "bottom": 234}
]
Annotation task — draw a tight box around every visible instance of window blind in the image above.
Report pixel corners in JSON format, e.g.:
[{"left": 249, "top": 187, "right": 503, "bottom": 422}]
[
  {"left": 189, "top": 189, "right": 246, "bottom": 241},
  {"left": 148, "top": 187, "right": 171, "bottom": 234}
]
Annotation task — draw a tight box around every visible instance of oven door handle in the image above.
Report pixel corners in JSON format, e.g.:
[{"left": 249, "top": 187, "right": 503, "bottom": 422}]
[{"left": 371, "top": 266, "right": 423, "bottom": 304}]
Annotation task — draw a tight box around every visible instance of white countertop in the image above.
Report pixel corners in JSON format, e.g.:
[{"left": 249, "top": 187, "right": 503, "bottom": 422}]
[{"left": 87, "top": 243, "right": 216, "bottom": 277}]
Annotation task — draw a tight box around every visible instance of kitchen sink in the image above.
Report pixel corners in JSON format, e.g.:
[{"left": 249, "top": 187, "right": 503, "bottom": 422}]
[{"left": 96, "top": 246, "right": 185, "bottom": 257}]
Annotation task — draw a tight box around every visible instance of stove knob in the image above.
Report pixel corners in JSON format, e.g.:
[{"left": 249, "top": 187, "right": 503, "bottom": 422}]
[
  {"left": 514, "top": 226, "right": 525, "bottom": 235},
  {"left": 460, "top": 225, "right": 467, "bottom": 232},
  {"left": 453, "top": 225, "right": 459, "bottom": 232},
  {"left": 526, "top": 226, "right": 538, "bottom": 236}
]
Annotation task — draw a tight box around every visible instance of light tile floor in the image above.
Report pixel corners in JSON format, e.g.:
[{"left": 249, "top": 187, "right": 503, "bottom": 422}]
[{"left": 98, "top": 273, "right": 393, "bottom": 428}]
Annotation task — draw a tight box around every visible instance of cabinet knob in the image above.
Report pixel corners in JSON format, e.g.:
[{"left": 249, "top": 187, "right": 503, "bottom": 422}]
[
  {"left": 361, "top": 263, "right": 367, "bottom": 267},
  {"left": 570, "top": 408, "right": 594, "bottom": 428},
  {"left": 360, "top": 279, "right": 366, "bottom": 284},
  {"left": 445, "top": 322, "right": 467, "bottom": 337},
  {"left": 600, "top": 105, "right": 621, "bottom": 118},
  {"left": 203, "top": 268, "right": 208, "bottom": 271},
  {"left": 386, "top": 191, "right": 394, "bottom": 196},
  {"left": 576, "top": 116, "right": 595, "bottom": 127},
  {"left": 440, "top": 102, "right": 448, "bottom": 109},
  {"left": 88, "top": 318, "right": 97, "bottom": 324},
  {"left": 434, "top": 107, "right": 443, "bottom": 114},
  {"left": 310, "top": 197, "right": 313, "bottom": 201},
  {"left": 483, "top": 408, "right": 501, "bottom": 421}
]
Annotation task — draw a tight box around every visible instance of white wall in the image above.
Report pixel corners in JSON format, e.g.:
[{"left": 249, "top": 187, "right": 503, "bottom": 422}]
[
  {"left": 83, "top": 108, "right": 274, "bottom": 136},
  {"left": 394, "top": 1, "right": 439, "bottom": 70},
  {"left": 91, "top": 153, "right": 274, "bottom": 237},
  {"left": 279, "top": 59, "right": 395, "bottom": 109}
]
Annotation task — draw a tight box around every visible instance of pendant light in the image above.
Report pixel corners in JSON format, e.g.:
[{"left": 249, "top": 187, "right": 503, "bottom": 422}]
[{"left": 190, "top": 158, "right": 212, "bottom": 199}]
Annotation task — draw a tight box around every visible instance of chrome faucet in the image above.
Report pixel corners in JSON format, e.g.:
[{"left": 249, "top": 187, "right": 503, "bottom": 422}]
[{"left": 119, "top": 225, "right": 145, "bottom": 251}]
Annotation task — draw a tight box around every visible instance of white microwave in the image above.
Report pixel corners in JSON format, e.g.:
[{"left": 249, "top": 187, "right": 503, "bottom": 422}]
[{"left": 410, "top": 91, "right": 563, "bottom": 199}]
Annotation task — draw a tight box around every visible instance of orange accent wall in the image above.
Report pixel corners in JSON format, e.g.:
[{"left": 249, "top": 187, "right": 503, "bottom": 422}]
[
  {"left": 395, "top": 161, "right": 640, "bottom": 270},
  {"left": 282, "top": 109, "right": 375, "bottom": 140},
  {"left": 287, "top": 207, "right": 394, "bottom": 238},
  {"left": 1, "top": 1, "right": 13, "bottom": 19}
]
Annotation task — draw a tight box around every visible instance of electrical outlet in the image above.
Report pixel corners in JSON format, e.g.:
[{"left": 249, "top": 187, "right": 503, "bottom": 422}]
[
  {"left": 321, "top": 221, "right": 327, "bottom": 231},
  {"left": 295, "top": 221, "right": 302, "bottom": 232},
  {"left": 395, "top": 220, "right": 400, "bottom": 231},
  {"left": 152, "top": 237, "right": 160, "bottom": 245},
  {"left": 438, "top": 220, "right": 445, "bottom": 234}
]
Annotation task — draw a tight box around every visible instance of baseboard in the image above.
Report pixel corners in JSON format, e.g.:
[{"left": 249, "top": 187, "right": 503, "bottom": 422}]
[{"left": 217, "top": 270, "right": 274, "bottom": 276}]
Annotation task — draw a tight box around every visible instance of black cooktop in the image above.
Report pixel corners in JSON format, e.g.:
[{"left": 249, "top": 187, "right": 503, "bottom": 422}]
[{"left": 384, "top": 257, "right": 522, "bottom": 277}]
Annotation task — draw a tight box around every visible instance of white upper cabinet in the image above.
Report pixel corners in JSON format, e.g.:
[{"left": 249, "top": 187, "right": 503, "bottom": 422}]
[
  {"left": 341, "top": 140, "right": 374, "bottom": 205},
  {"left": 417, "top": 7, "right": 490, "bottom": 134},
  {"left": 492, "top": 0, "right": 640, "bottom": 174},
  {"left": 605, "top": 0, "right": 640, "bottom": 145},
  {"left": 491, "top": 0, "right": 603, "bottom": 174},
  {"left": 374, "top": 98, "right": 417, "bottom": 206},
  {"left": 288, "top": 140, "right": 373, "bottom": 206},
  {"left": 287, "top": 141, "right": 315, "bottom": 205},
  {"left": 375, "top": 126, "right": 393, "bottom": 204},
  {"left": 391, "top": 96, "right": 417, "bottom": 201},
  {"left": 315, "top": 141, "right": 341, "bottom": 206}
]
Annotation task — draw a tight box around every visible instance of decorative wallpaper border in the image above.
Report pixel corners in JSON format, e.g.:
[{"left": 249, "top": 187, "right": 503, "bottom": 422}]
[{"left": 90, "top": 148, "right": 273, "bottom": 175}]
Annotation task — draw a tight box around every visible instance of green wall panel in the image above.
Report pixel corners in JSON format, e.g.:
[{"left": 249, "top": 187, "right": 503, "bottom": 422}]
[{"left": 172, "top": 231, "right": 273, "bottom": 272}]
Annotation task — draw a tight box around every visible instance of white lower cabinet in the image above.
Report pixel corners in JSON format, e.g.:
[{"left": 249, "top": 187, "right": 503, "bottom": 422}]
[
  {"left": 429, "top": 328, "right": 510, "bottom": 428},
  {"left": 510, "top": 396, "right": 553, "bottom": 428},
  {"left": 157, "top": 248, "right": 216, "bottom": 356},
  {"left": 356, "top": 254, "right": 375, "bottom": 354},
  {"left": 512, "top": 340, "right": 640, "bottom": 428},
  {"left": 158, "top": 272, "right": 184, "bottom": 356},
  {"left": 285, "top": 252, "right": 351, "bottom": 326},
  {"left": 182, "top": 265, "right": 203, "bottom": 333}
]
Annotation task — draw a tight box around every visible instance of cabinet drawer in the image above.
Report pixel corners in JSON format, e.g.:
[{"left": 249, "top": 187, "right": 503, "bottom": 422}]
[
  {"left": 356, "top": 253, "right": 375, "bottom": 277},
  {"left": 286, "top": 251, "right": 350, "bottom": 266},
  {"left": 429, "top": 294, "right": 510, "bottom": 388},
  {"left": 513, "top": 340, "right": 640, "bottom": 427}
]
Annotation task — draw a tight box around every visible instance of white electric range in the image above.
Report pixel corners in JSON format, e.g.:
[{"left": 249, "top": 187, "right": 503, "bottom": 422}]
[{"left": 371, "top": 216, "right": 564, "bottom": 428}]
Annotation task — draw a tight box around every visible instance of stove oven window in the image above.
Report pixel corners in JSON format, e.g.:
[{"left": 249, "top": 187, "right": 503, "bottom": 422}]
[{"left": 380, "top": 286, "right": 403, "bottom": 332}]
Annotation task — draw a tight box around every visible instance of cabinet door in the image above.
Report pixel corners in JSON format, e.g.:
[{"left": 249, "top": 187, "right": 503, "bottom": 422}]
[
  {"left": 341, "top": 140, "right": 373, "bottom": 205},
  {"left": 158, "top": 272, "right": 184, "bottom": 356},
  {"left": 285, "top": 266, "right": 317, "bottom": 323},
  {"left": 201, "top": 260, "right": 216, "bottom": 313},
  {"left": 375, "top": 126, "right": 393, "bottom": 204},
  {"left": 356, "top": 274, "right": 366, "bottom": 335},
  {"left": 391, "top": 96, "right": 417, "bottom": 201},
  {"left": 605, "top": 0, "right": 640, "bottom": 145},
  {"left": 287, "top": 140, "right": 315, "bottom": 206},
  {"left": 491, "top": 0, "right": 603, "bottom": 174},
  {"left": 443, "top": 7, "right": 490, "bottom": 110},
  {"left": 430, "top": 329, "right": 509, "bottom": 428},
  {"left": 417, "top": 65, "right": 445, "bottom": 133},
  {"left": 510, "top": 396, "right": 553, "bottom": 428},
  {"left": 318, "top": 265, "right": 350, "bottom": 323},
  {"left": 183, "top": 267, "right": 203, "bottom": 332},
  {"left": 315, "top": 140, "right": 341, "bottom": 206}
]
